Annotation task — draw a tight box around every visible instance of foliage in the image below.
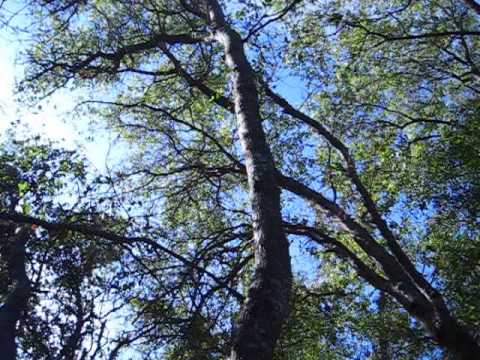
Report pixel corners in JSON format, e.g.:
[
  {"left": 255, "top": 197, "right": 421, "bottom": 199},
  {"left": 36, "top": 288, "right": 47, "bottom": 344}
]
[{"left": 0, "top": 0, "right": 479, "bottom": 358}]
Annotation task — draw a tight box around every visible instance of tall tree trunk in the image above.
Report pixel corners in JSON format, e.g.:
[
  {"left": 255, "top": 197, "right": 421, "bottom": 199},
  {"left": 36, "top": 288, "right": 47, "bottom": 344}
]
[
  {"left": 206, "top": 2, "right": 292, "bottom": 359},
  {"left": 408, "top": 304, "right": 480, "bottom": 360},
  {"left": 0, "top": 226, "right": 31, "bottom": 360},
  {"left": 464, "top": 0, "right": 480, "bottom": 15}
]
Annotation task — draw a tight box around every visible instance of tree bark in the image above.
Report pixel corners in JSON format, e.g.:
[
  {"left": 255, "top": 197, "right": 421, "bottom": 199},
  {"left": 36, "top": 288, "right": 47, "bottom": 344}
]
[
  {"left": 264, "top": 89, "right": 480, "bottom": 360},
  {"left": 291, "top": 224, "right": 480, "bottom": 359},
  {"left": 407, "top": 304, "right": 480, "bottom": 360},
  {"left": 0, "top": 226, "right": 31, "bottom": 360},
  {"left": 464, "top": 0, "right": 480, "bottom": 15},
  {"left": 205, "top": 2, "right": 292, "bottom": 359}
]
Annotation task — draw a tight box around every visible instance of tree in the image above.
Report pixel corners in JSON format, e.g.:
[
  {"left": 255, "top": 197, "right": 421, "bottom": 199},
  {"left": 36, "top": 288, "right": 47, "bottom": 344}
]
[
  {"left": 22, "top": 1, "right": 292, "bottom": 359},
  {"left": 0, "top": 136, "right": 128, "bottom": 359},
  {"left": 2, "top": 0, "right": 479, "bottom": 358}
]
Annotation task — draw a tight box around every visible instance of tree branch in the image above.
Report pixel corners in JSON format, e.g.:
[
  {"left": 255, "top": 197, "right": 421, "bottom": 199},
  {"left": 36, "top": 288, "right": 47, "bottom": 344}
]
[
  {"left": 464, "top": 0, "right": 480, "bottom": 15},
  {"left": 0, "top": 212, "right": 244, "bottom": 302}
]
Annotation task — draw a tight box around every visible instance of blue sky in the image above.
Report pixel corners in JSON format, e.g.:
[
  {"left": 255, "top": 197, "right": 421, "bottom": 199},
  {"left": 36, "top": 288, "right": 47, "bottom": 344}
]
[
  {"left": 0, "top": 5, "right": 111, "bottom": 172},
  {"left": 0, "top": 2, "right": 332, "bottom": 357}
]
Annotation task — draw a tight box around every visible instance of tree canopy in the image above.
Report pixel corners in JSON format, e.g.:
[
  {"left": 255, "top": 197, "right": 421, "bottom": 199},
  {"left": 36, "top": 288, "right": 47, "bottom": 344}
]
[{"left": 1, "top": 0, "right": 480, "bottom": 359}]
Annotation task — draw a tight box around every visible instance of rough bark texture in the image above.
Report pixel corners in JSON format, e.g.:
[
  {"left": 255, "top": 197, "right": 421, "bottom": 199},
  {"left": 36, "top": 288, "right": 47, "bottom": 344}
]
[
  {"left": 0, "top": 226, "right": 31, "bottom": 360},
  {"left": 206, "top": 2, "right": 292, "bottom": 359}
]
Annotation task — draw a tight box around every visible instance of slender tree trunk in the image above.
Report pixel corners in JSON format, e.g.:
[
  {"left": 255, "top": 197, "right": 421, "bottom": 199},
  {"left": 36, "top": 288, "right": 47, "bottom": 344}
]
[
  {"left": 291, "top": 224, "right": 480, "bottom": 359},
  {"left": 437, "top": 323, "right": 480, "bottom": 360},
  {"left": 0, "top": 324, "right": 16, "bottom": 360},
  {"left": 206, "top": 2, "right": 292, "bottom": 359},
  {"left": 411, "top": 306, "right": 480, "bottom": 360},
  {"left": 464, "top": 0, "right": 480, "bottom": 15},
  {"left": 0, "top": 227, "right": 31, "bottom": 360}
]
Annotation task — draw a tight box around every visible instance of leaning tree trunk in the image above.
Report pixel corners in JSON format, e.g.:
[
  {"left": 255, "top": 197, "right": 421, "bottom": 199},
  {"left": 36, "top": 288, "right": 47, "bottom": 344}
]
[
  {"left": 0, "top": 226, "right": 31, "bottom": 360},
  {"left": 436, "top": 321, "right": 480, "bottom": 360},
  {"left": 407, "top": 302, "right": 480, "bottom": 360},
  {"left": 206, "top": 1, "right": 292, "bottom": 359}
]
